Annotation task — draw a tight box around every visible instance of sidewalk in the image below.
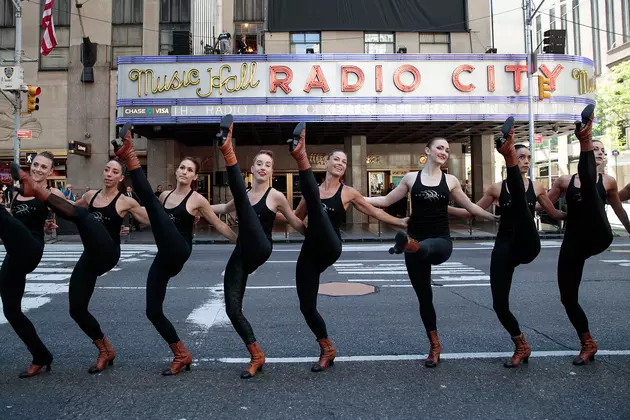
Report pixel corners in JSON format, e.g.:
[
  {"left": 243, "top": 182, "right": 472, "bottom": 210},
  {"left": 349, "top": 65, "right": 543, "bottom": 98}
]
[{"left": 44, "top": 219, "right": 586, "bottom": 245}]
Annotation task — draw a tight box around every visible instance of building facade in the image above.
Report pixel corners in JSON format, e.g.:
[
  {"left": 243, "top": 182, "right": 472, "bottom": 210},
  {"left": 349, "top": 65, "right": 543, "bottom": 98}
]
[
  {"left": 494, "top": 0, "right": 630, "bottom": 187},
  {"left": 0, "top": 0, "right": 596, "bottom": 223}
]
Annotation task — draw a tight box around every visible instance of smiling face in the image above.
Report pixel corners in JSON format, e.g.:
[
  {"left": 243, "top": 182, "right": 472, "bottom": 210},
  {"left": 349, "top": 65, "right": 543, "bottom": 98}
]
[
  {"left": 426, "top": 138, "right": 450, "bottom": 166},
  {"left": 593, "top": 141, "right": 605, "bottom": 167},
  {"left": 326, "top": 151, "right": 347, "bottom": 177},
  {"left": 175, "top": 159, "right": 199, "bottom": 186},
  {"left": 30, "top": 155, "right": 54, "bottom": 183},
  {"left": 103, "top": 160, "right": 124, "bottom": 188},
  {"left": 251, "top": 152, "right": 273, "bottom": 183},
  {"left": 516, "top": 146, "right": 531, "bottom": 174}
]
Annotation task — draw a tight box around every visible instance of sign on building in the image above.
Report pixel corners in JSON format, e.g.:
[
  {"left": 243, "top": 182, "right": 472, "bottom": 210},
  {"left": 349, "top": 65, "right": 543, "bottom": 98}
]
[
  {"left": 0, "top": 66, "right": 24, "bottom": 91},
  {"left": 116, "top": 55, "right": 596, "bottom": 125}
]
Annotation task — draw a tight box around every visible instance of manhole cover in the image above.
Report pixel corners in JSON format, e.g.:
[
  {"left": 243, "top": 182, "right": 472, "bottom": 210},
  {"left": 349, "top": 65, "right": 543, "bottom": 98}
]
[{"left": 318, "top": 282, "right": 376, "bottom": 296}]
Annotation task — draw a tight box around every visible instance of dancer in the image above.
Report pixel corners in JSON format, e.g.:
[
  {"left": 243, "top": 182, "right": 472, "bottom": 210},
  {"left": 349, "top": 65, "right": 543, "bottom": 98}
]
[
  {"left": 546, "top": 105, "right": 630, "bottom": 365},
  {"left": 112, "top": 122, "right": 236, "bottom": 375},
  {"left": 213, "top": 115, "right": 305, "bottom": 378},
  {"left": 1, "top": 152, "right": 55, "bottom": 378},
  {"left": 449, "top": 118, "right": 566, "bottom": 368},
  {"left": 288, "top": 122, "right": 408, "bottom": 372},
  {"left": 365, "top": 137, "right": 497, "bottom": 368},
  {"left": 72, "top": 160, "right": 149, "bottom": 372},
  {"left": 11, "top": 158, "right": 149, "bottom": 374}
]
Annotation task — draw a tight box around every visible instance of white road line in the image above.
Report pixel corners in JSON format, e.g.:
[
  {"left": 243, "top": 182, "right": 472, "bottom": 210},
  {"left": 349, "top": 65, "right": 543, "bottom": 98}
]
[
  {"left": 168, "top": 349, "right": 630, "bottom": 364},
  {"left": 437, "top": 275, "right": 490, "bottom": 281},
  {"left": 383, "top": 284, "right": 489, "bottom": 288}
]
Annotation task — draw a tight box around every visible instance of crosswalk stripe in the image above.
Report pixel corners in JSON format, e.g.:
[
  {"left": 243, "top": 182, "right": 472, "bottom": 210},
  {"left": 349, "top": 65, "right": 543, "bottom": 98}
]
[{"left": 0, "top": 244, "right": 157, "bottom": 325}]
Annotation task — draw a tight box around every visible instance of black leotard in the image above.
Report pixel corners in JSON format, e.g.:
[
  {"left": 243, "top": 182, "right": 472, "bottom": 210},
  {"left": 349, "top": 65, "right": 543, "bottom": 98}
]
[
  {"left": 88, "top": 190, "right": 124, "bottom": 245},
  {"left": 252, "top": 187, "right": 276, "bottom": 242},
  {"left": 408, "top": 172, "right": 450, "bottom": 240},
  {"left": 10, "top": 196, "right": 48, "bottom": 244},
  {"left": 164, "top": 190, "right": 196, "bottom": 246},
  {"left": 497, "top": 178, "right": 537, "bottom": 236},
  {"left": 320, "top": 184, "right": 345, "bottom": 237}
]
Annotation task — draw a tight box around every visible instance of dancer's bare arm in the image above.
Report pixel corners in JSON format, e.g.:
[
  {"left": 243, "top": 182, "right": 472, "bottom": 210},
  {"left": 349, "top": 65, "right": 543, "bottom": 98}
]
[
  {"left": 194, "top": 194, "right": 237, "bottom": 243},
  {"left": 364, "top": 172, "right": 413, "bottom": 207},
  {"left": 273, "top": 189, "right": 305, "bottom": 234},
  {"left": 348, "top": 187, "right": 407, "bottom": 228}
]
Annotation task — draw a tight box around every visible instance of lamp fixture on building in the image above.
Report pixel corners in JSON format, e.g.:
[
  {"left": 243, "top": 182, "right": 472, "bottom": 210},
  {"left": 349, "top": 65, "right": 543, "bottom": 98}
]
[
  {"left": 397, "top": 47, "right": 407, "bottom": 53},
  {"left": 306, "top": 48, "right": 315, "bottom": 54}
]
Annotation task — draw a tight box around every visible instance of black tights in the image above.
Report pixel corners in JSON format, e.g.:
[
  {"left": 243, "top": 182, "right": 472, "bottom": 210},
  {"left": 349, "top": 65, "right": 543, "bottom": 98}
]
[
  {"left": 296, "top": 169, "right": 342, "bottom": 340},
  {"left": 50, "top": 206, "right": 121, "bottom": 341},
  {"left": 491, "top": 165, "right": 541, "bottom": 337},
  {"left": 223, "top": 163, "right": 272, "bottom": 345},
  {"left": 405, "top": 237, "right": 453, "bottom": 333},
  {"left": 0, "top": 206, "right": 51, "bottom": 364},
  {"left": 558, "top": 151, "right": 612, "bottom": 335},
  {"left": 129, "top": 168, "right": 192, "bottom": 345}
]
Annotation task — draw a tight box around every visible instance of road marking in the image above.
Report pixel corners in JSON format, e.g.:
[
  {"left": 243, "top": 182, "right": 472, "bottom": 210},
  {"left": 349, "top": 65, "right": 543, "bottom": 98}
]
[
  {"left": 187, "top": 288, "right": 231, "bottom": 332},
  {"left": 384, "top": 284, "right": 490, "bottom": 288},
  {"left": 167, "top": 349, "right": 630, "bottom": 364},
  {"left": 0, "top": 244, "right": 157, "bottom": 325}
]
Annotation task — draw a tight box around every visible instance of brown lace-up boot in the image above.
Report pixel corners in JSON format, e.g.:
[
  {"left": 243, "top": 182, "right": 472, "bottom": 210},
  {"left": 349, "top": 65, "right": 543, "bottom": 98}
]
[
  {"left": 504, "top": 333, "right": 531, "bottom": 368},
  {"left": 311, "top": 337, "right": 337, "bottom": 372}
]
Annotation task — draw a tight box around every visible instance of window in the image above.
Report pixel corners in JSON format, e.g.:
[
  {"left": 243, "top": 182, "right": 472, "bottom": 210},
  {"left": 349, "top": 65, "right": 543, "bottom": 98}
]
[
  {"left": 591, "top": 0, "right": 601, "bottom": 74},
  {"left": 364, "top": 32, "right": 394, "bottom": 53},
  {"left": 233, "top": 0, "right": 264, "bottom": 23},
  {"left": 290, "top": 33, "right": 320, "bottom": 54},
  {"left": 419, "top": 33, "right": 450, "bottom": 53},
  {"left": 160, "top": 0, "right": 191, "bottom": 56},
  {"left": 550, "top": 4, "right": 556, "bottom": 30},
  {"left": 39, "top": 0, "right": 71, "bottom": 70},
  {"left": 623, "top": 0, "right": 630, "bottom": 44},
  {"left": 111, "top": 0, "right": 144, "bottom": 69},
  {"left": 0, "top": 0, "right": 14, "bottom": 62},
  {"left": 113, "top": 0, "right": 143, "bottom": 24},
  {"left": 560, "top": 4, "right": 567, "bottom": 30},
  {"left": 160, "top": 0, "right": 190, "bottom": 23},
  {"left": 572, "top": 0, "right": 581, "bottom": 56},
  {"left": 0, "top": 0, "right": 14, "bottom": 26},
  {"left": 605, "top": 0, "right": 616, "bottom": 49},
  {"left": 535, "top": 15, "right": 542, "bottom": 52}
]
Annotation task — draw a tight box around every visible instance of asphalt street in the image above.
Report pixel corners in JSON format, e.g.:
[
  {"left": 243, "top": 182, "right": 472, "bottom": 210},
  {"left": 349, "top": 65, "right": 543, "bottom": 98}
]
[{"left": 0, "top": 239, "right": 629, "bottom": 420}]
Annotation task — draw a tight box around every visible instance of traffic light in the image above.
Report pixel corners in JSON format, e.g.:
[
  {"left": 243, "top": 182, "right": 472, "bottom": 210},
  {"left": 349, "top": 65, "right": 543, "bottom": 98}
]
[
  {"left": 542, "top": 29, "right": 566, "bottom": 54},
  {"left": 27, "top": 85, "right": 41, "bottom": 113},
  {"left": 538, "top": 76, "right": 551, "bottom": 101}
]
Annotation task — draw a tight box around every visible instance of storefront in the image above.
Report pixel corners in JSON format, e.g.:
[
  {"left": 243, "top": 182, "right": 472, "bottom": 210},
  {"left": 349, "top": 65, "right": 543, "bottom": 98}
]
[{"left": 116, "top": 53, "right": 595, "bottom": 215}]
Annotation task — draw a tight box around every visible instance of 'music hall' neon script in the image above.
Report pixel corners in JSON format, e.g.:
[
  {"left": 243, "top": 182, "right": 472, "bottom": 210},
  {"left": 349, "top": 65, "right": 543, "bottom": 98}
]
[{"left": 128, "top": 62, "right": 566, "bottom": 98}]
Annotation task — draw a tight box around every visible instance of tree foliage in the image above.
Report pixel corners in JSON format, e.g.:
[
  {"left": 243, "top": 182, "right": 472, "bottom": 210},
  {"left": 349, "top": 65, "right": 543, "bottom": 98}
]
[{"left": 595, "top": 60, "right": 630, "bottom": 149}]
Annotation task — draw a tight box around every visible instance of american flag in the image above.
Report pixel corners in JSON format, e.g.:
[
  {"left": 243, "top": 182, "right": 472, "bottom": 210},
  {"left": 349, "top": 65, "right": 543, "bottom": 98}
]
[{"left": 41, "top": 0, "right": 57, "bottom": 56}]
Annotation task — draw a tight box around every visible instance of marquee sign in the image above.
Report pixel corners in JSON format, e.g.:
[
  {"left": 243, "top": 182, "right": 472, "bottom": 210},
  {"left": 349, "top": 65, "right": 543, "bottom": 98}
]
[{"left": 116, "top": 54, "right": 595, "bottom": 124}]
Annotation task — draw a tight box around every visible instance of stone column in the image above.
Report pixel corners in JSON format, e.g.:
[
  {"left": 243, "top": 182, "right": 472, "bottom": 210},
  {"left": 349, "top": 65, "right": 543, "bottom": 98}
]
[
  {"left": 470, "top": 134, "right": 495, "bottom": 202},
  {"left": 343, "top": 135, "right": 367, "bottom": 224},
  {"left": 143, "top": 0, "right": 160, "bottom": 55}
]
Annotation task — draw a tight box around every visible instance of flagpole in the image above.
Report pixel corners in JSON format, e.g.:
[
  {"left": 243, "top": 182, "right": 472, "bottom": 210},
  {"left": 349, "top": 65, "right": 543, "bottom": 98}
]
[{"left": 12, "top": 0, "right": 21, "bottom": 165}]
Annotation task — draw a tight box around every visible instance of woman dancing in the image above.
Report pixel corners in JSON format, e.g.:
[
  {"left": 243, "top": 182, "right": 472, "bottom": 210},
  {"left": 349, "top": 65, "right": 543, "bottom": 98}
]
[
  {"left": 449, "top": 118, "right": 566, "bottom": 368},
  {"left": 213, "top": 115, "right": 305, "bottom": 378},
  {"left": 288, "top": 122, "right": 408, "bottom": 372},
  {"left": 1, "top": 152, "right": 55, "bottom": 378},
  {"left": 366, "top": 137, "right": 497, "bottom": 368},
  {"left": 546, "top": 105, "right": 630, "bottom": 365},
  {"left": 112, "top": 122, "right": 237, "bottom": 375},
  {"left": 11, "top": 158, "right": 149, "bottom": 374}
]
